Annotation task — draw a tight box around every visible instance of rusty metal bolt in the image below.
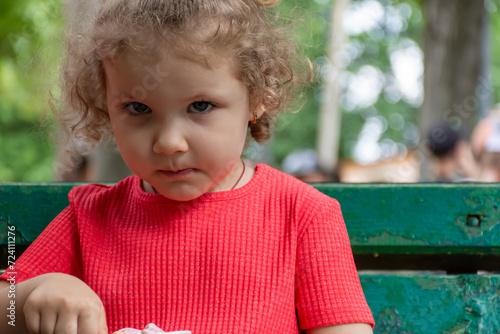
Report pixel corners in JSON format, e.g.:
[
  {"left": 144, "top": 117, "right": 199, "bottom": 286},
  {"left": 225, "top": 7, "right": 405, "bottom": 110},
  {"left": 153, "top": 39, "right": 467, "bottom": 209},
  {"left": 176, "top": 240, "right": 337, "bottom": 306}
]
[{"left": 466, "top": 214, "right": 481, "bottom": 227}]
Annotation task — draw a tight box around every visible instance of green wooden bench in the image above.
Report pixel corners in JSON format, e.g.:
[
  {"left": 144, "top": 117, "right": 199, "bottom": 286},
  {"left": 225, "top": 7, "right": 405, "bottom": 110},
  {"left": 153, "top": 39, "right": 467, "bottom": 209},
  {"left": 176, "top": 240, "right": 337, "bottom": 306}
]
[{"left": 1, "top": 183, "right": 499, "bottom": 333}]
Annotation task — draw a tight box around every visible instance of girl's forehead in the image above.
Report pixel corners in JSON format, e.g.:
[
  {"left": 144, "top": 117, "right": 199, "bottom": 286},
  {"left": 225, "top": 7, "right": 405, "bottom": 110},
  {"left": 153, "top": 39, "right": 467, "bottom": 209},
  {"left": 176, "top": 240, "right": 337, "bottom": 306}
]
[
  {"left": 103, "top": 49, "right": 249, "bottom": 108},
  {"left": 107, "top": 46, "right": 239, "bottom": 77}
]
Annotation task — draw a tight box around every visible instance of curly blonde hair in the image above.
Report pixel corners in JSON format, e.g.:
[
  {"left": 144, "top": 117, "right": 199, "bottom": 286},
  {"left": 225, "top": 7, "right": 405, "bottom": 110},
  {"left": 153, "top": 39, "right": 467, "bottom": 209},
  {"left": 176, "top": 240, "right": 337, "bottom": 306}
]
[{"left": 55, "top": 0, "right": 312, "bottom": 147}]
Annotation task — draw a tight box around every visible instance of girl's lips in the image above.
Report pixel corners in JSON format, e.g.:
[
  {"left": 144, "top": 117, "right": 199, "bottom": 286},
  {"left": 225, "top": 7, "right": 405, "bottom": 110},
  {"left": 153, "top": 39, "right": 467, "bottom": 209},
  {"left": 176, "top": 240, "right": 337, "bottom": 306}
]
[{"left": 160, "top": 168, "right": 195, "bottom": 179}]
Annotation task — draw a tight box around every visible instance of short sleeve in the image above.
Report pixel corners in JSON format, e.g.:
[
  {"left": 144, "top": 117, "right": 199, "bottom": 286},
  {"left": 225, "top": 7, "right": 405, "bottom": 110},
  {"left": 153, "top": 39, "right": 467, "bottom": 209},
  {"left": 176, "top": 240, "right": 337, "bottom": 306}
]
[
  {"left": 295, "top": 198, "right": 375, "bottom": 329},
  {"left": 0, "top": 205, "right": 83, "bottom": 283}
]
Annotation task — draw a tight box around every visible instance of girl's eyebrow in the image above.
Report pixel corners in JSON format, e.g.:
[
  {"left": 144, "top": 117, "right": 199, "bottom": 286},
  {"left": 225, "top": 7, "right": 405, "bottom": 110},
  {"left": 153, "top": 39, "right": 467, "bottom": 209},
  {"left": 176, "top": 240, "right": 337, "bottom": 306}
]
[
  {"left": 107, "top": 92, "right": 136, "bottom": 108},
  {"left": 109, "top": 92, "right": 138, "bottom": 104},
  {"left": 185, "top": 93, "right": 227, "bottom": 103},
  {"left": 110, "top": 92, "right": 134, "bottom": 100}
]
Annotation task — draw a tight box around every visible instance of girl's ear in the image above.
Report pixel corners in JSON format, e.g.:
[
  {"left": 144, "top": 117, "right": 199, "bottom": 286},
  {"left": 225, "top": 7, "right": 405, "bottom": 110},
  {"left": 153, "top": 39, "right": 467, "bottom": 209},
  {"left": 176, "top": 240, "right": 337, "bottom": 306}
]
[{"left": 249, "top": 104, "right": 266, "bottom": 123}]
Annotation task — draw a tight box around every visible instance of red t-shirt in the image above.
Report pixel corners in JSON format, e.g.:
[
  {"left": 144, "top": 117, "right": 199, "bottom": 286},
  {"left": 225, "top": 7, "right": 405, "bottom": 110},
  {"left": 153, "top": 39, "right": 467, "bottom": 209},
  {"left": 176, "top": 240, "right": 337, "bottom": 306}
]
[{"left": 1, "top": 164, "right": 374, "bottom": 333}]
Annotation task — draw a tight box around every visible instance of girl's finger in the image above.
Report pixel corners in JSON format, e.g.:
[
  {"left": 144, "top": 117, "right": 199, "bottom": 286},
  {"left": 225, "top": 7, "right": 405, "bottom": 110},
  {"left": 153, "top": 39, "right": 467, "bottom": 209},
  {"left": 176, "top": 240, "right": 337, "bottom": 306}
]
[
  {"left": 23, "top": 303, "right": 41, "bottom": 334},
  {"left": 39, "top": 309, "right": 58, "bottom": 334},
  {"left": 54, "top": 311, "right": 78, "bottom": 334},
  {"left": 77, "top": 308, "right": 100, "bottom": 334},
  {"left": 98, "top": 304, "right": 109, "bottom": 334}
]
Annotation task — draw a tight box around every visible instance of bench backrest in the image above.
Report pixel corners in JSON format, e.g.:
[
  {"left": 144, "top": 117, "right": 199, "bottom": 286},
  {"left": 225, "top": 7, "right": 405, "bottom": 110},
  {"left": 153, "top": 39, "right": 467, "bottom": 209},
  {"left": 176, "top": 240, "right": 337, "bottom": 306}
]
[{"left": 1, "top": 183, "right": 499, "bottom": 333}]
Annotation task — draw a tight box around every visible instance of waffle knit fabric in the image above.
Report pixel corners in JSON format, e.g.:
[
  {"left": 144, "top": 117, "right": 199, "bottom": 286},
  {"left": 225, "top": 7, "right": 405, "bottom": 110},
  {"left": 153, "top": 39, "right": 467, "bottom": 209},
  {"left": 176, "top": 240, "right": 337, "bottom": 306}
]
[{"left": 0, "top": 164, "right": 374, "bottom": 333}]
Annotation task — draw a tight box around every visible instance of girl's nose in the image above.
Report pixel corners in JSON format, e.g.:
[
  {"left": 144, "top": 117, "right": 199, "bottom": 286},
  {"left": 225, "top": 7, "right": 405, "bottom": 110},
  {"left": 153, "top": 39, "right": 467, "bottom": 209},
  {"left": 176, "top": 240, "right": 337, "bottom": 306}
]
[{"left": 152, "top": 121, "right": 189, "bottom": 155}]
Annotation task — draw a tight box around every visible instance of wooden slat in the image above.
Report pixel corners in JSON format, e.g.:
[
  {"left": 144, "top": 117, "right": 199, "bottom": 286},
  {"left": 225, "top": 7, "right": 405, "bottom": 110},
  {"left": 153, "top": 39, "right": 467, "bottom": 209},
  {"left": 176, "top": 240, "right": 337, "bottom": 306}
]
[
  {"left": 1, "top": 183, "right": 499, "bottom": 247},
  {"left": 1, "top": 183, "right": 499, "bottom": 271},
  {"left": 0, "top": 183, "right": 78, "bottom": 244},
  {"left": 360, "top": 274, "right": 500, "bottom": 333},
  {"left": 2, "top": 183, "right": 499, "bottom": 248},
  {"left": 314, "top": 183, "right": 500, "bottom": 252}
]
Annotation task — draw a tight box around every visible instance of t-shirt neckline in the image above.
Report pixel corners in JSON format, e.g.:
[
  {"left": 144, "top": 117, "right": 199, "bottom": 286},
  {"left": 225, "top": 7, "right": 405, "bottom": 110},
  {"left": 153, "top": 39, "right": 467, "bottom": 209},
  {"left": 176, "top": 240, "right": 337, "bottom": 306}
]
[{"left": 132, "top": 164, "right": 266, "bottom": 203}]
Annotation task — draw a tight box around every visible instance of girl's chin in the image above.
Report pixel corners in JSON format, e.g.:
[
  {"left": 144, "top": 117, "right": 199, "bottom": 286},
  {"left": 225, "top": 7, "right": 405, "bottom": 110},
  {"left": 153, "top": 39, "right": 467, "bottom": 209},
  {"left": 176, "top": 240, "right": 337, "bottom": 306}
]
[
  {"left": 144, "top": 182, "right": 213, "bottom": 202},
  {"left": 141, "top": 171, "right": 233, "bottom": 200}
]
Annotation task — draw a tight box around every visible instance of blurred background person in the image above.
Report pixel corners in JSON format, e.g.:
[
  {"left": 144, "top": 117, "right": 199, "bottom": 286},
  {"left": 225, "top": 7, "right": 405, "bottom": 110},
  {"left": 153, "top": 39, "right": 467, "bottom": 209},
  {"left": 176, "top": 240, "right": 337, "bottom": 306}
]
[
  {"left": 282, "top": 149, "right": 339, "bottom": 183},
  {"left": 471, "top": 105, "right": 500, "bottom": 182},
  {"left": 426, "top": 121, "right": 473, "bottom": 182}
]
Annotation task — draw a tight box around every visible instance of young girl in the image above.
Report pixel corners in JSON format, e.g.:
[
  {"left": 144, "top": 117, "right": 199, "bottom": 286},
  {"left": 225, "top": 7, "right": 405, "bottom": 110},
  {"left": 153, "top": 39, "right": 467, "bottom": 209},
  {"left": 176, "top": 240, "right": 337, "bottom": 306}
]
[{"left": 0, "top": 0, "right": 374, "bottom": 333}]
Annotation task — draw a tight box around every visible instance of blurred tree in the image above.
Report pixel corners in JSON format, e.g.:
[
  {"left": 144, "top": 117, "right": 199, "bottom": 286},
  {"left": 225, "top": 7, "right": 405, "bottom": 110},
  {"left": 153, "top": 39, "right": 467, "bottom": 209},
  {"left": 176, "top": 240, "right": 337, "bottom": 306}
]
[
  {"left": 420, "top": 0, "right": 487, "bottom": 180},
  {"left": 487, "top": 0, "right": 500, "bottom": 109},
  {"left": 317, "top": 0, "right": 349, "bottom": 175},
  {"left": 3, "top": 0, "right": 500, "bottom": 182}
]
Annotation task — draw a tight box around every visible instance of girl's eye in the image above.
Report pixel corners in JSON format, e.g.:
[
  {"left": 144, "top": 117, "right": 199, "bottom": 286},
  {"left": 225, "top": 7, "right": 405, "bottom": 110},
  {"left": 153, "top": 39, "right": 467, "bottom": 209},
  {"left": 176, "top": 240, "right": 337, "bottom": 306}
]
[
  {"left": 189, "top": 101, "right": 214, "bottom": 113},
  {"left": 123, "top": 102, "right": 151, "bottom": 115}
]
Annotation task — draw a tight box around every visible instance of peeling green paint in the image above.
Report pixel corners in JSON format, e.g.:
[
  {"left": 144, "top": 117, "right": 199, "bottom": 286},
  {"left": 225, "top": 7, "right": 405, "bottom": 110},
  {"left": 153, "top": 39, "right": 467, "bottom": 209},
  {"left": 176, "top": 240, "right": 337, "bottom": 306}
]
[
  {"left": 354, "top": 230, "right": 427, "bottom": 246},
  {"left": 375, "top": 307, "right": 415, "bottom": 334},
  {"left": 443, "top": 322, "right": 469, "bottom": 334},
  {"left": 361, "top": 275, "right": 500, "bottom": 334},
  {"left": 314, "top": 184, "right": 500, "bottom": 251}
]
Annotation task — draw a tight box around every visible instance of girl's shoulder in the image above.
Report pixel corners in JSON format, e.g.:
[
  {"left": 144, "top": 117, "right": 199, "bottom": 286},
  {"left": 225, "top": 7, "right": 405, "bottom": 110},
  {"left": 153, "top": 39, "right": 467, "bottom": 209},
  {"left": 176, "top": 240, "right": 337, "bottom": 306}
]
[
  {"left": 256, "top": 164, "right": 340, "bottom": 208},
  {"left": 259, "top": 164, "right": 343, "bottom": 239}
]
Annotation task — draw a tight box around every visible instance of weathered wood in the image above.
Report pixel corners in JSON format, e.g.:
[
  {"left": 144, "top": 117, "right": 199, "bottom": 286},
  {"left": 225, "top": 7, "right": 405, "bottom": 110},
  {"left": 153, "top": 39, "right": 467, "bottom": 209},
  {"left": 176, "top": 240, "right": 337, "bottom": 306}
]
[
  {"left": 0, "top": 183, "right": 78, "bottom": 244},
  {"left": 315, "top": 183, "right": 500, "bottom": 248},
  {"left": 1, "top": 183, "right": 500, "bottom": 332},
  {"left": 316, "top": 183, "right": 500, "bottom": 272},
  {"left": 1, "top": 183, "right": 499, "bottom": 271},
  {"left": 361, "top": 274, "right": 500, "bottom": 334}
]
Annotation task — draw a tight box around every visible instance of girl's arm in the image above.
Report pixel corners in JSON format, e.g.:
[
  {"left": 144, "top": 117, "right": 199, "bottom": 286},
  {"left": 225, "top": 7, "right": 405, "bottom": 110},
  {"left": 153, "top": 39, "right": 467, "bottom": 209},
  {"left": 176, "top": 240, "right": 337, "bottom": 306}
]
[
  {"left": 306, "top": 323, "right": 373, "bottom": 334},
  {"left": 295, "top": 198, "right": 375, "bottom": 329},
  {"left": 0, "top": 273, "right": 107, "bottom": 334}
]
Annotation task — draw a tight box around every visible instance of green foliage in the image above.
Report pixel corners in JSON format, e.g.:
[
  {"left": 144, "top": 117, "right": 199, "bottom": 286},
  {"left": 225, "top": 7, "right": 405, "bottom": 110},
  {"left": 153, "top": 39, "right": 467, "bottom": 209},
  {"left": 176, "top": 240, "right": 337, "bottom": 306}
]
[
  {"left": 340, "top": 0, "right": 423, "bottom": 161},
  {"left": 270, "top": 0, "right": 330, "bottom": 163},
  {"left": 1, "top": 0, "right": 498, "bottom": 180},
  {"left": 270, "top": 0, "right": 425, "bottom": 165},
  {"left": 0, "top": 0, "right": 63, "bottom": 182},
  {"left": 0, "top": 121, "right": 55, "bottom": 182}
]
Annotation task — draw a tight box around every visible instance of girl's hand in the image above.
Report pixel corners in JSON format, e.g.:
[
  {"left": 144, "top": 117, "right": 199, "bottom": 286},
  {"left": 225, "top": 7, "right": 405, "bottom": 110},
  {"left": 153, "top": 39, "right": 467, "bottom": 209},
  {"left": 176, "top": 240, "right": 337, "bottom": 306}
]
[{"left": 23, "top": 273, "right": 108, "bottom": 334}]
